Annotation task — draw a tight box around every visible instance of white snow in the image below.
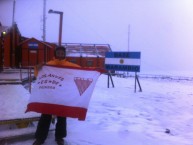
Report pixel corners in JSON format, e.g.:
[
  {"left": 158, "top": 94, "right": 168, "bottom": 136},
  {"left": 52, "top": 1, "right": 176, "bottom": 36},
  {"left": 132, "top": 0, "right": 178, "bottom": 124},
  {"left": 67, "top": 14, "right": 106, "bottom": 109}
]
[
  {"left": 1, "top": 73, "right": 193, "bottom": 145},
  {"left": 0, "top": 85, "right": 39, "bottom": 120}
]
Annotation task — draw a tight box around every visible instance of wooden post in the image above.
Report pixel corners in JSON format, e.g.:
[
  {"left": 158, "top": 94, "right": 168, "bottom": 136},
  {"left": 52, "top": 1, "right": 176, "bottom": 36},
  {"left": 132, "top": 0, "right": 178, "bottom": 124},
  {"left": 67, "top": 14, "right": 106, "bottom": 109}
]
[
  {"left": 107, "top": 71, "right": 114, "bottom": 88},
  {"left": 134, "top": 72, "right": 142, "bottom": 92}
]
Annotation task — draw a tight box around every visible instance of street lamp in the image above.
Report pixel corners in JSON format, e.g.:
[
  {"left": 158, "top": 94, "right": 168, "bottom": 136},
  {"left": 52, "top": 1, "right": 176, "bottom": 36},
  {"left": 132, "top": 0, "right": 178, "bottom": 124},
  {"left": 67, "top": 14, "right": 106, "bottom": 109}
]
[{"left": 48, "top": 9, "right": 63, "bottom": 46}]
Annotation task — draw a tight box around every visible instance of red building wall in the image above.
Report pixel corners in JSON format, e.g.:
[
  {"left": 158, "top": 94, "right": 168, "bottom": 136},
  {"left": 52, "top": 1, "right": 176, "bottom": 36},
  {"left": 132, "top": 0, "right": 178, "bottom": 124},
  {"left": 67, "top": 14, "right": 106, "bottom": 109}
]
[
  {"left": 3, "top": 35, "right": 11, "bottom": 67},
  {"left": 19, "top": 38, "right": 55, "bottom": 67}
]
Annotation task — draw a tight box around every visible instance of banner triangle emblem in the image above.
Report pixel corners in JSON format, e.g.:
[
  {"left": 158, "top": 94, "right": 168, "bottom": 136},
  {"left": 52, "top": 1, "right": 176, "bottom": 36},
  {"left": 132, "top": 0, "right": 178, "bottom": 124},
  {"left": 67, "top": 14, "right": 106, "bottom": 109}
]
[{"left": 74, "top": 77, "right": 93, "bottom": 96}]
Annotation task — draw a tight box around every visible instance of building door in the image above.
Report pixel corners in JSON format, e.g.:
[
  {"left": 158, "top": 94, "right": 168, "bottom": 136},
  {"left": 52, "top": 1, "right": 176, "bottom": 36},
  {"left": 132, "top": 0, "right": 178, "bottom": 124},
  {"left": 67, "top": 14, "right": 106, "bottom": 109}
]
[{"left": 29, "top": 50, "right": 38, "bottom": 66}]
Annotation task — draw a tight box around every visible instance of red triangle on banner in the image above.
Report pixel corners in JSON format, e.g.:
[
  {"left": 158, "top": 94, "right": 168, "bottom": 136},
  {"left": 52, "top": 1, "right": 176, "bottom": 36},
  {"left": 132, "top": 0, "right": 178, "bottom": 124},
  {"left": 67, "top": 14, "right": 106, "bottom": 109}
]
[{"left": 74, "top": 77, "right": 93, "bottom": 96}]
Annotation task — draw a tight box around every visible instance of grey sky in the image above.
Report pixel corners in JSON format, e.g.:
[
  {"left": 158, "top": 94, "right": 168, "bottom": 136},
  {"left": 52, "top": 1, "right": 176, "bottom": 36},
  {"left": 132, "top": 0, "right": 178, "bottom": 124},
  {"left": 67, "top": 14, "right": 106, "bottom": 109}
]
[{"left": 1, "top": 0, "right": 193, "bottom": 75}]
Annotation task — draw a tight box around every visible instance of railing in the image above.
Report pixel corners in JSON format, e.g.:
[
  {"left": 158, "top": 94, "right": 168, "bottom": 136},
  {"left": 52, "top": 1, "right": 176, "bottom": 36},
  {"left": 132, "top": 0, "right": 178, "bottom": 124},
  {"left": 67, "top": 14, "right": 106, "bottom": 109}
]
[
  {"left": 0, "top": 64, "right": 35, "bottom": 93},
  {"left": 19, "top": 64, "right": 35, "bottom": 93}
]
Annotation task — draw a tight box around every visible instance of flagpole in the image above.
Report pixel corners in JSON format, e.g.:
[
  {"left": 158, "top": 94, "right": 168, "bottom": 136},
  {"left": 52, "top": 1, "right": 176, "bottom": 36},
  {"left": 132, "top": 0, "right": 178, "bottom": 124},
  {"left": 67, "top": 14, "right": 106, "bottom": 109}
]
[{"left": 128, "top": 24, "right": 130, "bottom": 52}]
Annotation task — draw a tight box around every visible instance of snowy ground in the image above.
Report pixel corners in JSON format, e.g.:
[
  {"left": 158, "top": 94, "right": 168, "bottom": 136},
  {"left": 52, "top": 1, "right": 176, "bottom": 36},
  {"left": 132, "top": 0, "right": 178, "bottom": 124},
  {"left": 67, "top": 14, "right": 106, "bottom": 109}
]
[{"left": 1, "top": 73, "right": 193, "bottom": 145}]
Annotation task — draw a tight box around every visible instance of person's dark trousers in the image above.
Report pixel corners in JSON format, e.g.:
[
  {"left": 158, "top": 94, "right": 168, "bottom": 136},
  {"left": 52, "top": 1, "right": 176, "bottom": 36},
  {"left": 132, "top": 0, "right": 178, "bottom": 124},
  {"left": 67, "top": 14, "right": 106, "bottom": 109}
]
[
  {"left": 55, "top": 116, "right": 67, "bottom": 140},
  {"left": 35, "top": 114, "right": 67, "bottom": 142}
]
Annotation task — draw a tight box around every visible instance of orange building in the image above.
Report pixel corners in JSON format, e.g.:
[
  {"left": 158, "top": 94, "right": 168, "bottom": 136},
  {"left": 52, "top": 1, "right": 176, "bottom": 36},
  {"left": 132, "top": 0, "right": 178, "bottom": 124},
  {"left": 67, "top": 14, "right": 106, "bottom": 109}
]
[
  {"left": 0, "top": 23, "right": 111, "bottom": 70},
  {"left": 64, "top": 43, "right": 111, "bottom": 68},
  {"left": 0, "top": 23, "right": 21, "bottom": 68},
  {"left": 18, "top": 37, "right": 56, "bottom": 67}
]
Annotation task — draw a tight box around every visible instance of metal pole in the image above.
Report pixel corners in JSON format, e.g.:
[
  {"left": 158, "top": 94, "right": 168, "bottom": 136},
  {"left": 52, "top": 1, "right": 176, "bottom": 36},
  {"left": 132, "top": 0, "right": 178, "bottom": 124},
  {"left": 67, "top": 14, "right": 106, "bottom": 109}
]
[
  {"left": 48, "top": 9, "right": 63, "bottom": 46},
  {"left": 128, "top": 24, "right": 130, "bottom": 52},
  {"left": 134, "top": 72, "right": 137, "bottom": 92},
  {"left": 29, "top": 67, "right": 32, "bottom": 93},
  {"left": 58, "top": 12, "right": 63, "bottom": 46},
  {"left": 12, "top": 0, "right": 16, "bottom": 25},
  {"left": 19, "top": 63, "right": 22, "bottom": 81},
  {"left": 42, "top": 0, "right": 46, "bottom": 41}
]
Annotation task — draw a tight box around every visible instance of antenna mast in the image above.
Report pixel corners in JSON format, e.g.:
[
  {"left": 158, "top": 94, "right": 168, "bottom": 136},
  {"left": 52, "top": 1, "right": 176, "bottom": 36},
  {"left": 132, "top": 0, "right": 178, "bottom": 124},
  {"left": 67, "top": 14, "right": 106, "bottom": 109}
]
[
  {"left": 128, "top": 24, "right": 130, "bottom": 51},
  {"left": 12, "top": 0, "right": 16, "bottom": 25},
  {"left": 42, "top": 0, "right": 46, "bottom": 41}
]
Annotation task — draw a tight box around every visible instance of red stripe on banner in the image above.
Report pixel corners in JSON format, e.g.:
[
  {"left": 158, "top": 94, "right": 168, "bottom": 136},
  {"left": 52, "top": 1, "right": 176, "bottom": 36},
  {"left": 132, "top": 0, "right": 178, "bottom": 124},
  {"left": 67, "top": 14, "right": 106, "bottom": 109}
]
[{"left": 26, "top": 103, "right": 87, "bottom": 121}]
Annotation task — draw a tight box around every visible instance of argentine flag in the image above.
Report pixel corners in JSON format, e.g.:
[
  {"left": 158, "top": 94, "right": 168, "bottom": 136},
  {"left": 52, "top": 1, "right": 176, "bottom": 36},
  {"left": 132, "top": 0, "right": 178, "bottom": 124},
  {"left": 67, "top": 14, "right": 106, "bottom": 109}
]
[{"left": 105, "top": 52, "right": 141, "bottom": 72}]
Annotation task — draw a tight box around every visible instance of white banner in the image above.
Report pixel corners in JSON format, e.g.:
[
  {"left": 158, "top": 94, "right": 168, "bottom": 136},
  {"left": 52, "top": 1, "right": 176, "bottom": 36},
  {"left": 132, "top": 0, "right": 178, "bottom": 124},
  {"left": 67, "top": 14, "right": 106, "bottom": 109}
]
[{"left": 26, "top": 65, "right": 101, "bottom": 120}]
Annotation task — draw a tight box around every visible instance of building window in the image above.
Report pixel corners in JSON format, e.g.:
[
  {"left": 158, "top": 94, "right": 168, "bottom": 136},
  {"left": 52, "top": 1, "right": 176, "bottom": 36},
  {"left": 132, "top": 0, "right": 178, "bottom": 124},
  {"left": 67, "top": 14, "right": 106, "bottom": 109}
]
[
  {"left": 87, "top": 60, "right": 93, "bottom": 66},
  {"left": 70, "top": 59, "right": 77, "bottom": 64}
]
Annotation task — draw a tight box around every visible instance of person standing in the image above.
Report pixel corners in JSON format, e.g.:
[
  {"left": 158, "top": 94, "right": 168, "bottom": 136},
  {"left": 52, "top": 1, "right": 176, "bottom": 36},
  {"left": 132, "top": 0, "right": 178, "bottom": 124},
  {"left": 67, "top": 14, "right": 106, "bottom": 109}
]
[{"left": 33, "top": 46, "right": 80, "bottom": 145}]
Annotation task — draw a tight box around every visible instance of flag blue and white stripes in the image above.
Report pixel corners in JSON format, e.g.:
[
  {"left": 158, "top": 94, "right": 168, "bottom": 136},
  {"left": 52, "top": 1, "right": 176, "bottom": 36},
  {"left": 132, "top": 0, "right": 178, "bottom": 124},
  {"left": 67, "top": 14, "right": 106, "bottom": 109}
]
[{"left": 105, "top": 52, "right": 141, "bottom": 72}]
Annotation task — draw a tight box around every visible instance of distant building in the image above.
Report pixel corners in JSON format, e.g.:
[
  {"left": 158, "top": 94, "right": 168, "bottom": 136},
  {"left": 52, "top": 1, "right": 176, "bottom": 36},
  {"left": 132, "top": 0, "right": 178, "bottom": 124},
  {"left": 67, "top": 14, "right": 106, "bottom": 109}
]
[
  {"left": 64, "top": 43, "right": 111, "bottom": 68},
  {"left": 0, "top": 23, "right": 112, "bottom": 70}
]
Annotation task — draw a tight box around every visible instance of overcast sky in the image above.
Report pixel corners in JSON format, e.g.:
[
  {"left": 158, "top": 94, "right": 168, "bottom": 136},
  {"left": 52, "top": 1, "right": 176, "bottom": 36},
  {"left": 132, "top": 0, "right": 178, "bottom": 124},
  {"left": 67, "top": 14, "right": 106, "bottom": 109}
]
[{"left": 1, "top": 0, "right": 193, "bottom": 75}]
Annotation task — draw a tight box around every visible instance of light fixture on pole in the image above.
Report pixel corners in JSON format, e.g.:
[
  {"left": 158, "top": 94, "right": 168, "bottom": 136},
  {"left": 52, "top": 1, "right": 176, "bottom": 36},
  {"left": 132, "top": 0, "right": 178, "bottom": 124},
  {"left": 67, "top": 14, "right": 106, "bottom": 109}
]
[{"left": 48, "top": 9, "right": 63, "bottom": 46}]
